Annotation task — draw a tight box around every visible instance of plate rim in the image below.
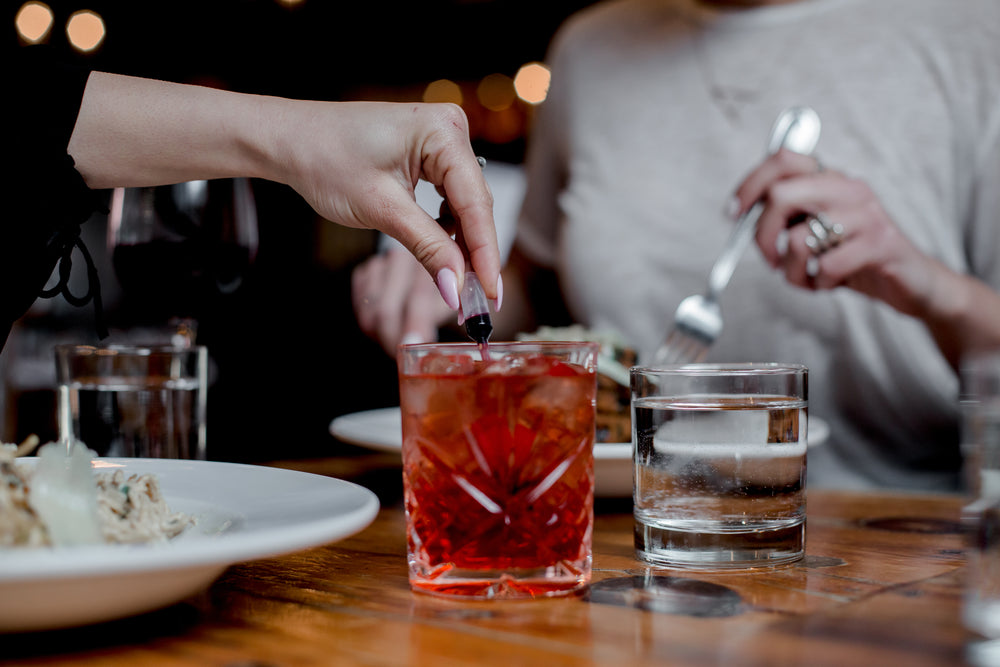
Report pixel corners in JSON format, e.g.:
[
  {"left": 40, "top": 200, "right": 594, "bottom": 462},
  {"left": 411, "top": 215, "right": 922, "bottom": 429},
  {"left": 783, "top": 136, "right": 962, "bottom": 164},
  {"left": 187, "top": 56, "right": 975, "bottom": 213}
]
[
  {"left": 0, "top": 458, "right": 380, "bottom": 583},
  {"left": 329, "top": 407, "right": 830, "bottom": 458}
]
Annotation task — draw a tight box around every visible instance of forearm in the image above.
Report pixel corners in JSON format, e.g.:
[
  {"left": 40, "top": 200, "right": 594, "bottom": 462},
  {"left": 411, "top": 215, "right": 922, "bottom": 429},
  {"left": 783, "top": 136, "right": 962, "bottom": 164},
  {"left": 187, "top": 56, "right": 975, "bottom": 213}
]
[
  {"left": 67, "top": 72, "right": 501, "bottom": 309},
  {"left": 920, "top": 261, "right": 1000, "bottom": 369},
  {"left": 68, "top": 72, "right": 273, "bottom": 188}
]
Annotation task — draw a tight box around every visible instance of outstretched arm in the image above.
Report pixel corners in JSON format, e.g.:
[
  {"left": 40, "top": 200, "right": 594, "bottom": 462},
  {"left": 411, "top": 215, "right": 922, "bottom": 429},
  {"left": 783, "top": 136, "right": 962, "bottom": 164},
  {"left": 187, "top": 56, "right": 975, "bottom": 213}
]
[{"left": 68, "top": 71, "right": 501, "bottom": 310}]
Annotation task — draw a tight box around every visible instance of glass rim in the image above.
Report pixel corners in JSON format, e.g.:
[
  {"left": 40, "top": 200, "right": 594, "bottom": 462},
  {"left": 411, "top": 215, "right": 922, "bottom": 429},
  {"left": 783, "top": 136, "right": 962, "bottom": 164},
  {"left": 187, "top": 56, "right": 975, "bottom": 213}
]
[
  {"left": 54, "top": 343, "right": 206, "bottom": 357},
  {"left": 962, "top": 348, "right": 1000, "bottom": 370},
  {"left": 399, "top": 340, "right": 601, "bottom": 352},
  {"left": 631, "top": 362, "right": 807, "bottom": 376}
]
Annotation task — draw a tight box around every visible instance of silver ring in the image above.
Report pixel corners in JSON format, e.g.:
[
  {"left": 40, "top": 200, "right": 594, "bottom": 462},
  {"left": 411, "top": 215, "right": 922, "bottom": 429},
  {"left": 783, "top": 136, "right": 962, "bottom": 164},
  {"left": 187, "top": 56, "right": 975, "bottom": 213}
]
[{"left": 804, "top": 213, "right": 844, "bottom": 255}]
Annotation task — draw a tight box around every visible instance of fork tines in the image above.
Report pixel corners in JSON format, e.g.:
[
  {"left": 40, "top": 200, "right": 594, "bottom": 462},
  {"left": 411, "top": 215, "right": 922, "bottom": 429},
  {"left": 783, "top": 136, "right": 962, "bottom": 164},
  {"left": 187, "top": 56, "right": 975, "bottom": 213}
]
[{"left": 651, "top": 328, "right": 710, "bottom": 365}]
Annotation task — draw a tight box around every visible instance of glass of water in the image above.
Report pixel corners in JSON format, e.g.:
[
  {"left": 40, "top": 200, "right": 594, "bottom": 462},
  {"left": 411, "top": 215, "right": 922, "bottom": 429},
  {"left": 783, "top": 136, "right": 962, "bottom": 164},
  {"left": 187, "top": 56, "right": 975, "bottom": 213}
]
[
  {"left": 630, "top": 363, "right": 808, "bottom": 569},
  {"left": 55, "top": 344, "right": 208, "bottom": 459},
  {"left": 962, "top": 350, "right": 1000, "bottom": 642}
]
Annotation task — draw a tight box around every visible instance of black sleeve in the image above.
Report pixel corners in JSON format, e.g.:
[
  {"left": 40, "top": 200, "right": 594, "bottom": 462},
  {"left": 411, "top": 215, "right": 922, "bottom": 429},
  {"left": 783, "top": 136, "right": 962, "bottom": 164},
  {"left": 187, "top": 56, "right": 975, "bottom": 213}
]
[{"left": 3, "top": 45, "right": 107, "bottom": 347}]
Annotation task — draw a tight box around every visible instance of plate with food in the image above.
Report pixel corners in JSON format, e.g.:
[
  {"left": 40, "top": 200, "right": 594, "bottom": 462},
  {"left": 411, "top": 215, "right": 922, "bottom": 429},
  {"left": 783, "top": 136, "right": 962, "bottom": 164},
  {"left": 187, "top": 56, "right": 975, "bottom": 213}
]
[{"left": 0, "top": 441, "right": 379, "bottom": 633}]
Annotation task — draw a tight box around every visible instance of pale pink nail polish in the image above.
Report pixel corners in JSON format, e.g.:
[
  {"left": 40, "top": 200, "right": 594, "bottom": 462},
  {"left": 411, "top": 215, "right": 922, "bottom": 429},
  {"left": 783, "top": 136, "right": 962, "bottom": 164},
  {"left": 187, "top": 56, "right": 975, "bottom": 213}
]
[
  {"left": 494, "top": 275, "right": 504, "bottom": 311},
  {"left": 436, "top": 268, "right": 461, "bottom": 311},
  {"left": 724, "top": 196, "right": 741, "bottom": 221},
  {"left": 775, "top": 230, "right": 789, "bottom": 258}
]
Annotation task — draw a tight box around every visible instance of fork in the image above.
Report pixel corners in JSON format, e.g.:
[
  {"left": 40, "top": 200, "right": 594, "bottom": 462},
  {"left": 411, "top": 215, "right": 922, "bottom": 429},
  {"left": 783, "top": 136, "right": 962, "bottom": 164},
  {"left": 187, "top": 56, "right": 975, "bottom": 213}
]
[{"left": 651, "top": 106, "right": 822, "bottom": 365}]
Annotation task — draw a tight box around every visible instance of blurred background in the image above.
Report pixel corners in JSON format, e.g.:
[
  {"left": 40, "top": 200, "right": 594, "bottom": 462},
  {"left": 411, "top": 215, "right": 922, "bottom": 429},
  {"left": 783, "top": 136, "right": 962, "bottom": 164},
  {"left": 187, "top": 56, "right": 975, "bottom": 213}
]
[{"left": 3, "top": 0, "right": 598, "bottom": 461}]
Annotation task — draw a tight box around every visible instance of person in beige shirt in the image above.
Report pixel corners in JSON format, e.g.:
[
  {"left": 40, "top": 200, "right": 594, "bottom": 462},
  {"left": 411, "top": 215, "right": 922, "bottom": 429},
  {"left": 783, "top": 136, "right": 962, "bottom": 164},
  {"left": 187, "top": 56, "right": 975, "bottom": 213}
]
[{"left": 353, "top": 0, "right": 1000, "bottom": 491}]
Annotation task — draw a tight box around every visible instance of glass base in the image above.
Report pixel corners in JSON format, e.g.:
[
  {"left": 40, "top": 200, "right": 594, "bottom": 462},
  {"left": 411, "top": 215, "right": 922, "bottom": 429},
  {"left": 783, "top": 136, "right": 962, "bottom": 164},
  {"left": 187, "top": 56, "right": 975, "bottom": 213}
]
[
  {"left": 409, "top": 562, "right": 590, "bottom": 599},
  {"left": 635, "top": 519, "right": 805, "bottom": 570}
]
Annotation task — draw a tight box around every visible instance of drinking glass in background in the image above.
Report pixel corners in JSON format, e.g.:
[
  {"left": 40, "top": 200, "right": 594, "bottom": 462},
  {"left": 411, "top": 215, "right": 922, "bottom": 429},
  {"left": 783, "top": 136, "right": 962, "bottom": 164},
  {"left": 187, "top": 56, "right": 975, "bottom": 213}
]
[
  {"left": 107, "top": 179, "right": 258, "bottom": 345},
  {"left": 55, "top": 344, "right": 208, "bottom": 459},
  {"left": 631, "top": 363, "right": 808, "bottom": 569},
  {"left": 961, "top": 351, "right": 1000, "bottom": 647},
  {"left": 398, "top": 341, "right": 599, "bottom": 599}
]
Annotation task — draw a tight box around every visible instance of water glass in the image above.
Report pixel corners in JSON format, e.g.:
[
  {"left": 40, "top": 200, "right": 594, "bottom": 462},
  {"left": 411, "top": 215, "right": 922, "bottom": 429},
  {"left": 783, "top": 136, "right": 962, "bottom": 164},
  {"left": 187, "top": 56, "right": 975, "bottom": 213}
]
[
  {"left": 962, "top": 351, "right": 1000, "bottom": 640},
  {"left": 55, "top": 344, "right": 208, "bottom": 459},
  {"left": 398, "top": 341, "right": 599, "bottom": 599},
  {"left": 631, "top": 363, "right": 808, "bottom": 569}
]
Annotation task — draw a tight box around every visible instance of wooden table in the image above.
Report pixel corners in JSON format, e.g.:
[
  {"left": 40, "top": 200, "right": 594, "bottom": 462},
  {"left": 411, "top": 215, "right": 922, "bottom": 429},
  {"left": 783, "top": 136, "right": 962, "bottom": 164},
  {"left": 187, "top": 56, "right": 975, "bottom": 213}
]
[{"left": 2, "top": 452, "right": 983, "bottom": 666}]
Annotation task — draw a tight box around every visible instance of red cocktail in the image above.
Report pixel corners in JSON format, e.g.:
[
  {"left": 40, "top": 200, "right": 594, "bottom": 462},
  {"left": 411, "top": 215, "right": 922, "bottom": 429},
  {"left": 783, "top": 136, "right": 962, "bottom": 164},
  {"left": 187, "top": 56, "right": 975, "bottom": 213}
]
[{"left": 399, "top": 341, "right": 599, "bottom": 598}]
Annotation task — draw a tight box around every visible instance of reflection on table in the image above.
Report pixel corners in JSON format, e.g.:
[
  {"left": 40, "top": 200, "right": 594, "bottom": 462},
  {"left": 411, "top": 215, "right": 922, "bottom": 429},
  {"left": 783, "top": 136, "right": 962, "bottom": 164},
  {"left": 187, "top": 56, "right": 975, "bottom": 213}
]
[{"left": 1, "top": 451, "right": 979, "bottom": 666}]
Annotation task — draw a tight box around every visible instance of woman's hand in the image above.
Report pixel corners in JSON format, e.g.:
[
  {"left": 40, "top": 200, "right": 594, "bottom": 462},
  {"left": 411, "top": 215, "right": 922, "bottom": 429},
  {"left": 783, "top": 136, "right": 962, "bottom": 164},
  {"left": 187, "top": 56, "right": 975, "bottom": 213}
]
[
  {"left": 269, "top": 100, "right": 500, "bottom": 312},
  {"left": 731, "top": 149, "right": 1000, "bottom": 367},
  {"left": 352, "top": 248, "right": 455, "bottom": 356},
  {"left": 70, "top": 73, "right": 501, "bottom": 312}
]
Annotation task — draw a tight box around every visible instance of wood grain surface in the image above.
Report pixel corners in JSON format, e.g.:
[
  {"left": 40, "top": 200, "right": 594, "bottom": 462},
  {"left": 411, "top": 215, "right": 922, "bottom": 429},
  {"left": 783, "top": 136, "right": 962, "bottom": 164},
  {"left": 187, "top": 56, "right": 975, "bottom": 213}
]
[{"left": 2, "top": 454, "right": 980, "bottom": 666}]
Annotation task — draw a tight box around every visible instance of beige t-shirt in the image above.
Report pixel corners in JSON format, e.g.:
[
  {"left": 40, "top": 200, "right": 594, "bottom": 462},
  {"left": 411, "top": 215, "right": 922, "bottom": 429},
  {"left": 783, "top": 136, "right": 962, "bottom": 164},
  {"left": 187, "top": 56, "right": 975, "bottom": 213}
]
[{"left": 516, "top": 0, "right": 1000, "bottom": 490}]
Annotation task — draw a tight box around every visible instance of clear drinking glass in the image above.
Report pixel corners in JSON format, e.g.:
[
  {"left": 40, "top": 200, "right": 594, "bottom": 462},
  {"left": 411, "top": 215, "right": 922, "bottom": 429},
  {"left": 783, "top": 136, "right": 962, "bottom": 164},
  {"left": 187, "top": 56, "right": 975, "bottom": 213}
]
[
  {"left": 962, "top": 351, "right": 1000, "bottom": 642},
  {"left": 398, "top": 341, "right": 599, "bottom": 598},
  {"left": 55, "top": 344, "right": 208, "bottom": 459},
  {"left": 631, "top": 363, "right": 808, "bottom": 569}
]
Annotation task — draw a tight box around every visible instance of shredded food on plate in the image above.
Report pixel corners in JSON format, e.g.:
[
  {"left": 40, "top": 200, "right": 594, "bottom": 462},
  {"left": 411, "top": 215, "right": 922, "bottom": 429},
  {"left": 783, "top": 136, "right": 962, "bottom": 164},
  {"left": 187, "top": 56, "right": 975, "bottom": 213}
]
[{"left": 0, "top": 438, "right": 194, "bottom": 548}]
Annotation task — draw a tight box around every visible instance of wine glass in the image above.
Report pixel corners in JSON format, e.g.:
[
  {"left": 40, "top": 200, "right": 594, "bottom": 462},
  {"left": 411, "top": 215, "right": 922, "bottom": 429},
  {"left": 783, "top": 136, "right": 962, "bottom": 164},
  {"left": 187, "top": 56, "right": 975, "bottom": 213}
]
[{"left": 106, "top": 178, "right": 259, "bottom": 345}]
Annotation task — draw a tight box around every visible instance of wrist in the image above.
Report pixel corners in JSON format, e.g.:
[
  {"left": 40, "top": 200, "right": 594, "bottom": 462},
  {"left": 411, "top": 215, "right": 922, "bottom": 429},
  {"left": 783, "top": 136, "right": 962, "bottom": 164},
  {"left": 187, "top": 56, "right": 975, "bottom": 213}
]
[
  {"left": 920, "top": 262, "right": 1000, "bottom": 364},
  {"left": 237, "top": 93, "right": 299, "bottom": 186}
]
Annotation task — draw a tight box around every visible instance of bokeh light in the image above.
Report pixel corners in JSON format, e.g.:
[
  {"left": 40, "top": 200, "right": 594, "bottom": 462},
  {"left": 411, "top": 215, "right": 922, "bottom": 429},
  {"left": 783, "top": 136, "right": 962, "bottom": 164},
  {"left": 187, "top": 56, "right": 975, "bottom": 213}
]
[
  {"left": 15, "top": 2, "right": 54, "bottom": 44},
  {"left": 477, "top": 73, "right": 516, "bottom": 112},
  {"left": 514, "top": 62, "right": 551, "bottom": 105},
  {"left": 66, "top": 9, "right": 105, "bottom": 53},
  {"left": 423, "top": 79, "right": 463, "bottom": 105}
]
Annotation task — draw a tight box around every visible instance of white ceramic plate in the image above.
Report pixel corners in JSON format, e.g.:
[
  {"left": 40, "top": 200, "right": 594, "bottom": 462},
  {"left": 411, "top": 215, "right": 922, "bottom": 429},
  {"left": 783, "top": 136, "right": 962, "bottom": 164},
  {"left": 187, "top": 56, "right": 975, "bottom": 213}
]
[
  {"left": 0, "top": 458, "right": 379, "bottom": 633},
  {"left": 330, "top": 408, "right": 831, "bottom": 498}
]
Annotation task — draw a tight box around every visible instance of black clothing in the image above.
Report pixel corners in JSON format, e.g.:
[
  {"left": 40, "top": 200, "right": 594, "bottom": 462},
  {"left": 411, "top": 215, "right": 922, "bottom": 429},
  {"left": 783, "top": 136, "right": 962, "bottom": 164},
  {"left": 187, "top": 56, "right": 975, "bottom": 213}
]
[{"left": 6, "top": 45, "right": 107, "bottom": 349}]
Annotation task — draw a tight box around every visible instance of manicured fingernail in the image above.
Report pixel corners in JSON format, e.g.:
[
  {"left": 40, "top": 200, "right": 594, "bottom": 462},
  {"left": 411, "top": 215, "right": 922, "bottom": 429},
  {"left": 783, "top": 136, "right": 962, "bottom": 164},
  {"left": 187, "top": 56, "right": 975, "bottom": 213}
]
[
  {"left": 494, "top": 275, "right": 504, "bottom": 311},
  {"left": 806, "top": 257, "right": 820, "bottom": 278},
  {"left": 436, "top": 268, "right": 461, "bottom": 311},
  {"left": 775, "top": 230, "right": 789, "bottom": 258},
  {"left": 725, "top": 196, "right": 741, "bottom": 221},
  {"left": 400, "top": 332, "right": 424, "bottom": 346}
]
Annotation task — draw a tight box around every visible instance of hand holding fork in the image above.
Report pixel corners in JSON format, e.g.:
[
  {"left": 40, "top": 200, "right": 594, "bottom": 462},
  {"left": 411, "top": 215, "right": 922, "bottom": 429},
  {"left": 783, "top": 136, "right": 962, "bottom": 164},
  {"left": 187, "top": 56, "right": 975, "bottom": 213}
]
[{"left": 651, "top": 106, "right": 821, "bottom": 365}]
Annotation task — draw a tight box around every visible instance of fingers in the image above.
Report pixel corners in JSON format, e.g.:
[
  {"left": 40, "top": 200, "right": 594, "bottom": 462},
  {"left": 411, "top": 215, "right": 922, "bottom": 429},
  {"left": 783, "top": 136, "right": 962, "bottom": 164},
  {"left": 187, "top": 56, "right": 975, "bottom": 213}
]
[
  {"left": 352, "top": 254, "right": 385, "bottom": 335},
  {"left": 777, "top": 209, "right": 859, "bottom": 289},
  {"left": 352, "top": 249, "right": 452, "bottom": 356},
  {"left": 379, "top": 194, "right": 467, "bottom": 311},
  {"left": 752, "top": 165, "right": 865, "bottom": 270},
  {"left": 380, "top": 164, "right": 500, "bottom": 314},
  {"left": 735, "top": 152, "right": 865, "bottom": 289},
  {"left": 755, "top": 172, "right": 841, "bottom": 268},
  {"left": 732, "top": 149, "right": 822, "bottom": 219},
  {"left": 352, "top": 250, "right": 407, "bottom": 354},
  {"left": 401, "top": 272, "right": 454, "bottom": 346},
  {"left": 331, "top": 102, "right": 501, "bottom": 315},
  {"left": 415, "top": 106, "right": 501, "bottom": 305},
  {"left": 441, "top": 159, "right": 500, "bottom": 301},
  {"left": 735, "top": 148, "right": 947, "bottom": 320}
]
